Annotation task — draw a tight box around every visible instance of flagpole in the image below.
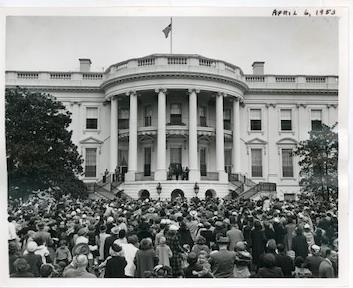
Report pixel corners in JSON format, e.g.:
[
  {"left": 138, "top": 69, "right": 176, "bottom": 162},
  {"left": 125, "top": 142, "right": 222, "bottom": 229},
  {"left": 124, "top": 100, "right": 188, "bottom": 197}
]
[{"left": 170, "top": 17, "right": 173, "bottom": 54}]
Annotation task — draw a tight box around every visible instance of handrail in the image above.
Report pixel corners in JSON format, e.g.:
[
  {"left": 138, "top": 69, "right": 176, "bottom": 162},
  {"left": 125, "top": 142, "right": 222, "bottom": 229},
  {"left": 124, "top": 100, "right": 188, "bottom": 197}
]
[{"left": 238, "top": 182, "right": 276, "bottom": 199}]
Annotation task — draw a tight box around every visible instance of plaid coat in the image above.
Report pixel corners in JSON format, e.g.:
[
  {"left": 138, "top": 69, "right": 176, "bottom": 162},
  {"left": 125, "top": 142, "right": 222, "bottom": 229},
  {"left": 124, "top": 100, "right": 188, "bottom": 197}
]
[{"left": 166, "top": 233, "right": 184, "bottom": 276}]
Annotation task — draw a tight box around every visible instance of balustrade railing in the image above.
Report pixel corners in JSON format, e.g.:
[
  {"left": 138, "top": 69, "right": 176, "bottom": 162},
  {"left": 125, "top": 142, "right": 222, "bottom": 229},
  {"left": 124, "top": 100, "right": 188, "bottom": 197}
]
[
  {"left": 50, "top": 73, "right": 71, "bottom": 80},
  {"left": 306, "top": 76, "right": 326, "bottom": 83},
  {"left": 168, "top": 57, "right": 187, "bottom": 65},
  {"left": 17, "top": 72, "right": 39, "bottom": 79},
  {"left": 138, "top": 58, "right": 155, "bottom": 66},
  {"left": 245, "top": 76, "right": 265, "bottom": 82},
  {"left": 82, "top": 73, "right": 103, "bottom": 80}
]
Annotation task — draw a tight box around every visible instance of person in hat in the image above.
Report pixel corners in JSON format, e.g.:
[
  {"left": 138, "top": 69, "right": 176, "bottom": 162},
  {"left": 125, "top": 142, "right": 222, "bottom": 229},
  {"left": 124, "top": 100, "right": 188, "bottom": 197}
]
[
  {"left": 183, "top": 252, "right": 203, "bottom": 278},
  {"left": 274, "top": 243, "right": 294, "bottom": 278},
  {"left": 303, "top": 223, "right": 315, "bottom": 248},
  {"left": 250, "top": 220, "right": 266, "bottom": 267},
  {"left": 10, "top": 258, "right": 34, "bottom": 278},
  {"left": 191, "top": 235, "right": 210, "bottom": 257},
  {"left": 104, "top": 243, "right": 127, "bottom": 278},
  {"left": 103, "top": 226, "right": 120, "bottom": 260},
  {"left": 318, "top": 249, "right": 335, "bottom": 278},
  {"left": 63, "top": 254, "right": 96, "bottom": 278},
  {"left": 35, "top": 222, "right": 54, "bottom": 248},
  {"left": 98, "top": 225, "right": 109, "bottom": 263},
  {"left": 166, "top": 226, "right": 185, "bottom": 277},
  {"left": 134, "top": 238, "right": 158, "bottom": 278},
  {"left": 304, "top": 245, "right": 323, "bottom": 277},
  {"left": 54, "top": 239, "right": 72, "bottom": 267},
  {"left": 23, "top": 241, "right": 42, "bottom": 277},
  {"left": 120, "top": 235, "right": 139, "bottom": 277},
  {"left": 292, "top": 227, "right": 309, "bottom": 259},
  {"left": 156, "top": 236, "right": 173, "bottom": 267},
  {"left": 208, "top": 236, "right": 236, "bottom": 278},
  {"left": 226, "top": 223, "right": 244, "bottom": 252},
  {"left": 178, "top": 222, "right": 194, "bottom": 248},
  {"left": 255, "top": 253, "right": 283, "bottom": 278},
  {"left": 233, "top": 241, "right": 252, "bottom": 278}
]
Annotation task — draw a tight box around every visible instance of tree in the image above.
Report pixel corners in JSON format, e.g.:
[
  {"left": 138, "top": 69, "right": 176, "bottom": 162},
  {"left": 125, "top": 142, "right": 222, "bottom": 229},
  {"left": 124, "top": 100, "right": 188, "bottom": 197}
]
[
  {"left": 6, "top": 87, "right": 87, "bottom": 198},
  {"left": 293, "top": 123, "right": 338, "bottom": 201}
]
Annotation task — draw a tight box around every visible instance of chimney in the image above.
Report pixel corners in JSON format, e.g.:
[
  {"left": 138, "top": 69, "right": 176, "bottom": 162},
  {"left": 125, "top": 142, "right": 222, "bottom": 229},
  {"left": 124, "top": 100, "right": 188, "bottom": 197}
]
[
  {"left": 252, "top": 61, "right": 265, "bottom": 75},
  {"left": 79, "top": 58, "right": 92, "bottom": 72}
]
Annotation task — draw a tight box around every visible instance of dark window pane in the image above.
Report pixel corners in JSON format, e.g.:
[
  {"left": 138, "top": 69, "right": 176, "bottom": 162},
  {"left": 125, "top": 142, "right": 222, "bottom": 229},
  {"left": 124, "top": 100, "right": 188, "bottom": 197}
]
[
  {"left": 170, "top": 114, "right": 182, "bottom": 125},
  {"left": 224, "top": 120, "right": 231, "bottom": 130},
  {"left": 200, "top": 116, "right": 207, "bottom": 127},
  {"left": 118, "top": 119, "right": 129, "bottom": 129},
  {"left": 312, "top": 120, "right": 322, "bottom": 131},
  {"left": 144, "top": 116, "right": 152, "bottom": 127},
  {"left": 251, "top": 120, "right": 261, "bottom": 131},
  {"left": 281, "top": 120, "right": 292, "bottom": 131},
  {"left": 86, "top": 118, "right": 97, "bottom": 129},
  {"left": 251, "top": 166, "right": 262, "bottom": 177},
  {"left": 283, "top": 166, "right": 294, "bottom": 177},
  {"left": 85, "top": 165, "right": 96, "bottom": 177}
]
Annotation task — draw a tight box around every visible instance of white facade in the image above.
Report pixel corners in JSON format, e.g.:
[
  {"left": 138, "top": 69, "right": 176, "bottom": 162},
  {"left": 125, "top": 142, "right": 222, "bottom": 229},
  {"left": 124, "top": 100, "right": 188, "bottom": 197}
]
[{"left": 5, "top": 54, "right": 338, "bottom": 200}]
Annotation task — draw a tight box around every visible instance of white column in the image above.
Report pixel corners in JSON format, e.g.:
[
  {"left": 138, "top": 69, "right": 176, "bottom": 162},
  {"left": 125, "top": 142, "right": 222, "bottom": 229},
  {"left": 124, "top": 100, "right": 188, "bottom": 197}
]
[
  {"left": 125, "top": 90, "right": 137, "bottom": 181},
  {"left": 110, "top": 96, "right": 118, "bottom": 172},
  {"left": 188, "top": 89, "right": 200, "bottom": 181},
  {"left": 216, "top": 92, "right": 228, "bottom": 182},
  {"left": 232, "top": 97, "right": 241, "bottom": 174},
  {"left": 155, "top": 88, "right": 167, "bottom": 180}
]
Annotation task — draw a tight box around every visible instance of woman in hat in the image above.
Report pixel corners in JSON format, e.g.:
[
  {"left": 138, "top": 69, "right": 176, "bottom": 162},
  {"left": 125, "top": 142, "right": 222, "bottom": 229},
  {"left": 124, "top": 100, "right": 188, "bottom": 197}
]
[
  {"left": 249, "top": 220, "right": 266, "bottom": 268},
  {"left": 191, "top": 235, "right": 210, "bottom": 257},
  {"left": 134, "top": 238, "right": 158, "bottom": 278},
  {"left": 166, "top": 226, "right": 184, "bottom": 277},
  {"left": 233, "top": 241, "right": 252, "bottom": 278},
  {"left": 104, "top": 243, "right": 127, "bottom": 278}
]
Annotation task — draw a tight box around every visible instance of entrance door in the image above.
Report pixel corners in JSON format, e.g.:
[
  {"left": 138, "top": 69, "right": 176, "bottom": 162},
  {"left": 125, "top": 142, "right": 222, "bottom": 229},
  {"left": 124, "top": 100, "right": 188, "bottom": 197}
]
[
  {"left": 170, "top": 147, "right": 182, "bottom": 178},
  {"left": 144, "top": 147, "right": 151, "bottom": 176},
  {"left": 200, "top": 147, "right": 207, "bottom": 176}
]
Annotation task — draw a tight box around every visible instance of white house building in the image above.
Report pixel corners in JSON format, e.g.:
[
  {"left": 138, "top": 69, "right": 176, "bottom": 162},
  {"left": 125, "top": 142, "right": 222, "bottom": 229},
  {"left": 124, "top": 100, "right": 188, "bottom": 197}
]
[{"left": 5, "top": 54, "right": 338, "bottom": 200}]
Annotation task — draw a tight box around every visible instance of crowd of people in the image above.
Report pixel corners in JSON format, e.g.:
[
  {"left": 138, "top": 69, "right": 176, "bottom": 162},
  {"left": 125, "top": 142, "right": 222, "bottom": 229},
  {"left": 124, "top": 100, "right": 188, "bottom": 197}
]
[{"left": 7, "top": 192, "right": 338, "bottom": 278}]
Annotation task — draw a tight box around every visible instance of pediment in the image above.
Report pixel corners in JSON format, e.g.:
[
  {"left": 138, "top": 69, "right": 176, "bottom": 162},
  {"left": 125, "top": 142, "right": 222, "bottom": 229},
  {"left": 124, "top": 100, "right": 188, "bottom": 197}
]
[
  {"left": 79, "top": 136, "right": 103, "bottom": 144},
  {"left": 245, "top": 137, "right": 267, "bottom": 145},
  {"left": 276, "top": 137, "right": 298, "bottom": 145}
]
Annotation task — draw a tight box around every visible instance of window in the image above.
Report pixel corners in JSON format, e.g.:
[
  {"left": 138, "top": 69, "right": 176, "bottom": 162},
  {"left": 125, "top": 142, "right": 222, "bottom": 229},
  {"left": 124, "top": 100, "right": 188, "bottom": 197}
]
[
  {"left": 224, "top": 109, "right": 231, "bottom": 130},
  {"left": 144, "top": 105, "right": 152, "bottom": 127},
  {"left": 85, "top": 148, "right": 97, "bottom": 177},
  {"left": 170, "top": 147, "right": 182, "bottom": 164},
  {"left": 251, "top": 148, "right": 262, "bottom": 177},
  {"left": 311, "top": 110, "right": 322, "bottom": 131},
  {"left": 144, "top": 147, "right": 151, "bottom": 176},
  {"left": 170, "top": 103, "right": 182, "bottom": 125},
  {"left": 281, "top": 109, "right": 292, "bottom": 131},
  {"left": 282, "top": 149, "right": 294, "bottom": 177},
  {"left": 86, "top": 107, "right": 98, "bottom": 129},
  {"left": 118, "top": 108, "right": 129, "bottom": 129},
  {"left": 224, "top": 149, "right": 232, "bottom": 174},
  {"left": 200, "top": 147, "right": 207, "bottom": 176},
  {"left": 199, "top": 106, "right": 207, "bottom": 127},
  {"left": 250, "top": 109, "right": 261, "bottom": 131}
]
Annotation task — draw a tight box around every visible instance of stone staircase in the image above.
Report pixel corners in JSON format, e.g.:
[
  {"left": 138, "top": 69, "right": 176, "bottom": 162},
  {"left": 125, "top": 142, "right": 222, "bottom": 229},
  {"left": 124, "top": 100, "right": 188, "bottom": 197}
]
[{"left": 228, "top": 173, "right": 276, "bottom": 200}]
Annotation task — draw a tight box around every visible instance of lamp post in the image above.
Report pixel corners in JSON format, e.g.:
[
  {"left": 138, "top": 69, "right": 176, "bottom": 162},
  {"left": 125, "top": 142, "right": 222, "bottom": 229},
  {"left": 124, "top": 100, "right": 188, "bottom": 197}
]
[
  {"left": 156, "top": 182, "right": 162, "bottom": 199},
  {"left": 194, "top": 182, "right": 199, "bottom": 197}
]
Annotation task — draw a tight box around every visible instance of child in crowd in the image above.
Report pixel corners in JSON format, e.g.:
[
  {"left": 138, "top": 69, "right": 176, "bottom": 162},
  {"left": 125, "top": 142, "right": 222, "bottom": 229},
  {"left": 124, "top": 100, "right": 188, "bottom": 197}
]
[
  {"left": 156, "top": 237, "right": 173, "bottom": 267},
  {"left": 55, "top": 240, "right": 72, "bottom": 266},
  {"left": 192, "top": 250, "right": 213, "bottom": 278}
]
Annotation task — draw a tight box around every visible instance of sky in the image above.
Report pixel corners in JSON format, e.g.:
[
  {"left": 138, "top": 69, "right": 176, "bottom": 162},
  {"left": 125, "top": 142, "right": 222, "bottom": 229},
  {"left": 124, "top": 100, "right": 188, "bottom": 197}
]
[{"left": 5, "top": 16, "right": 338, "bottom": 75}]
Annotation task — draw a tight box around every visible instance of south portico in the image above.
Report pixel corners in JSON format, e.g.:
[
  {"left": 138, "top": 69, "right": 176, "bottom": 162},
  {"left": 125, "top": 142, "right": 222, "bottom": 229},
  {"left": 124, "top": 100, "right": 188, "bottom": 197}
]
[{"left": 107, "top": 86, "right": 243, "bottom": 186}]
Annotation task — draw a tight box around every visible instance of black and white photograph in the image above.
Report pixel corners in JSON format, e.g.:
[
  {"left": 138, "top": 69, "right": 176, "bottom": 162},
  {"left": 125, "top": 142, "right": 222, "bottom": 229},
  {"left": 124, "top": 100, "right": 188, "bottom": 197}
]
[{"left": 0, "top": 3, "right": 351, "bottom": 287}]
